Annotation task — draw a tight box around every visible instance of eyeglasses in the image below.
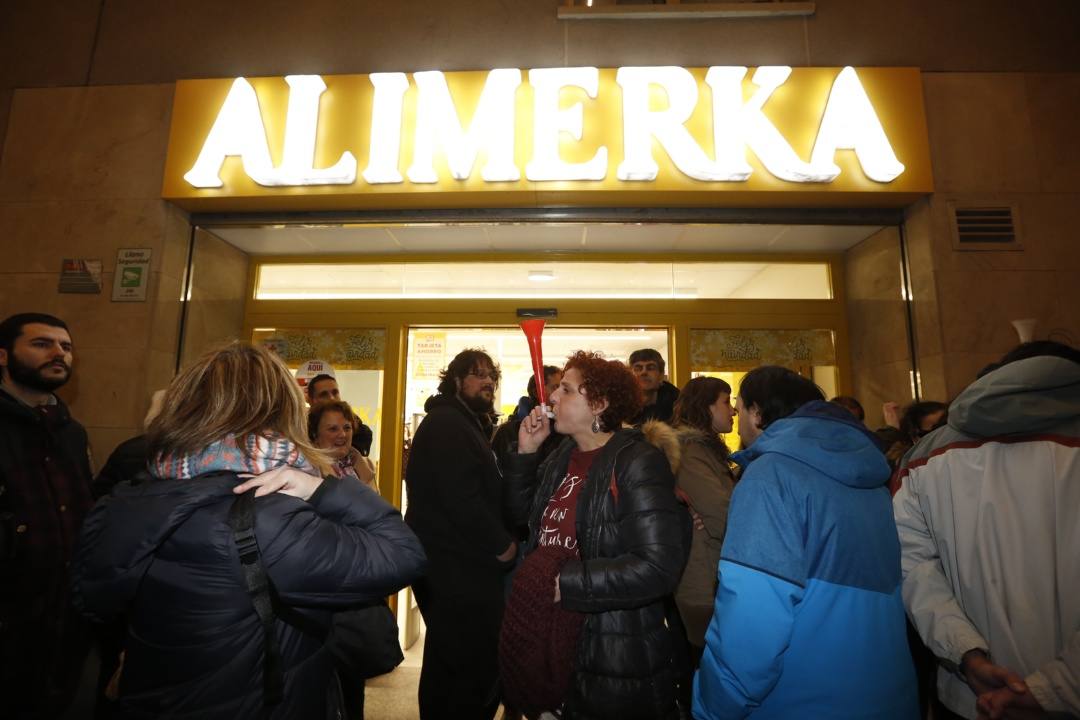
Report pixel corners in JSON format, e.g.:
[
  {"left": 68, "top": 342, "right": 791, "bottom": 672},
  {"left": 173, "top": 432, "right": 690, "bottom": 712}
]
[{"left": 468, "top": 370, "right": 498, "bottom": 382}]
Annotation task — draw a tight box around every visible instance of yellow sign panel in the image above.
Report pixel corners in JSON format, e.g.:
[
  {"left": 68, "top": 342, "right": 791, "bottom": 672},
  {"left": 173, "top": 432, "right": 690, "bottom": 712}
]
[{"left": 163, "top": 66, "right": 933, "bottom": 211}]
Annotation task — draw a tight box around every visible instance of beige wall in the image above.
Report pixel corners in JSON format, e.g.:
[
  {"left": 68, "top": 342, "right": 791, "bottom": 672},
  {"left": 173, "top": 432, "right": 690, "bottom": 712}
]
[
  {"left": 0, "top": 84, "right": 187, "bottom": 465},
  {"left": 909, "top": 72, "right": 1080, "bottom": 399},
  {"left": 844, "top": 227, "right": 911, "bottom": 429},
  {"left": 1, "top": 2, "right": 1079, "bottom": 460},
  {"left": 179, "top": 229, "right": 251, "bottom": 369}
]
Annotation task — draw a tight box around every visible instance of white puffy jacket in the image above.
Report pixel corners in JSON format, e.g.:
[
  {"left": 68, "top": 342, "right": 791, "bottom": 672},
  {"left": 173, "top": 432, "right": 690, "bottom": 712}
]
[{"left": 893, "top": 354, "right": 1080, "bottom": 718}]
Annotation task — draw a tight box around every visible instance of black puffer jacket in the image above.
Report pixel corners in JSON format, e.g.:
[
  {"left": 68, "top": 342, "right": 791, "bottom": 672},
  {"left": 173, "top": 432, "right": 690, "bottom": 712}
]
[
  {"left": 72, "top": 472, "right": 426, "bottom": 719},
  {"left": 503, "top": 423, "right": 691, "bottom": 720}
]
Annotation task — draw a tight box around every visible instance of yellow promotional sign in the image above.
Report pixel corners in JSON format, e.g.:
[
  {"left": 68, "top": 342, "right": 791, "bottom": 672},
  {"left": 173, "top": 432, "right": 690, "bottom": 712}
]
[{"left": 162, "top": 66, "right": 933, "bottom": 211}]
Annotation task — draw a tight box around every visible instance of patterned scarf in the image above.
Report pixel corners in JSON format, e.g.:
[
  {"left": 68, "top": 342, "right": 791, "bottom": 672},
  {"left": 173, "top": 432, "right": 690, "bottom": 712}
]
[{"left": 152, "top": 433, "right": 319, "bottom": 480}]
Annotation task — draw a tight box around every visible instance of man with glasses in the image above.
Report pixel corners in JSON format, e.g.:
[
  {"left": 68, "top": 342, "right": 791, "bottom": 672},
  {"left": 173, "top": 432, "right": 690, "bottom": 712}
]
[{"left": 405, "top": 349, "right": 517, "bottom": 720}]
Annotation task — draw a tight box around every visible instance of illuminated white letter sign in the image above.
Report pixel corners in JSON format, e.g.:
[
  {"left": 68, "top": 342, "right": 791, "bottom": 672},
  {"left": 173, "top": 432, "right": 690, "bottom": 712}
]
[
  {"left": 616, "top": 66, "right": 729, "bottom": 182},
  {"left": 407, "top": 69, "right": 522, "bottom": 183},
  {"left": 526, "top": 67, "right": 608, "bottom": 182},
  {"left": 167, "top": 65, "right": 929, "bottom": 210},
  {"left": 809, "top": 66, "right": 905, "bottom": 182},
  {"left": 363, "top": 72, "right": 410, "bottom": 184},
  {"left": 185, "top": 75, "right": 356, "bottom": 188}
]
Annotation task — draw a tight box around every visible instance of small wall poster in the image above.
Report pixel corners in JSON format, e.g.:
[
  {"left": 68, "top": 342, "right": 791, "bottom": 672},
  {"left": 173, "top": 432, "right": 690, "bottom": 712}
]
[
  {"left": 58, "top": 259, "right": 103, "bottom": 294},
  {"left": 111, "top": 248, "right": 152, "bottom": 302}
]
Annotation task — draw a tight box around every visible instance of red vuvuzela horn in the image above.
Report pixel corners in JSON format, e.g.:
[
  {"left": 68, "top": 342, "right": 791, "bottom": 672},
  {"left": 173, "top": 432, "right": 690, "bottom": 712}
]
[{"left": 520, "top": 319, "right": 547, "bottom": 407}]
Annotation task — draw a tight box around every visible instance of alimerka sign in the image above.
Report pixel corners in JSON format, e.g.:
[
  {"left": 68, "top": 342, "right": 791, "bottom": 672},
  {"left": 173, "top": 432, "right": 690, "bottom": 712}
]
[{"left": 162, "top": 66, "right": 932, "bottom": 211}]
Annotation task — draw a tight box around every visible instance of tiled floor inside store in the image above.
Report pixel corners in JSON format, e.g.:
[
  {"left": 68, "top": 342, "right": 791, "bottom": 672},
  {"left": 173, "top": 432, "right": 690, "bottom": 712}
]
[{"left": 364, "top": 631, "right": 425, "bottom": 720}]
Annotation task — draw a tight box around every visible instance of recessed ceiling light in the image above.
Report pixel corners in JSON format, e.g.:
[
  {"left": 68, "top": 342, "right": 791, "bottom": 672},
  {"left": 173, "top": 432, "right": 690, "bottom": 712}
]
[{"left": 528, "top": 270, "right": 556, "bottom": 282}]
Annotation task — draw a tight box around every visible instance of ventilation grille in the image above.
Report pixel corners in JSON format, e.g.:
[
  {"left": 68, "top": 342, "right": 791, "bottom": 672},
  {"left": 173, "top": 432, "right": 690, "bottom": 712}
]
[{"left": 953, "top": 206, "right": 1017, "bottom": 245}]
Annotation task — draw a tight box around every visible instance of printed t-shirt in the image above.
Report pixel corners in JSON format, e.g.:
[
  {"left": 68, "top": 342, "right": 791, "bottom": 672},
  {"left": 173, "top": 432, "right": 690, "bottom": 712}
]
[{"left": 538, "top": 446, "right": 602, "bottom": 552}]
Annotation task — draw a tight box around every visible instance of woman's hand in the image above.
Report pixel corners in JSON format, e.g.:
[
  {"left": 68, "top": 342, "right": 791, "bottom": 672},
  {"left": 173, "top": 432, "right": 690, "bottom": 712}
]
[
  {"left": 517, "top": 405, "right": 552, "bottom": 454},
  {"left": 234, "top": 464, "right": 324, "bottom": 501},
  {"left": 348, "top": 447, "right": 377, "bottom": 488},
  {"left": 554, "top": 573, "right": 561, "bottom": 603}
]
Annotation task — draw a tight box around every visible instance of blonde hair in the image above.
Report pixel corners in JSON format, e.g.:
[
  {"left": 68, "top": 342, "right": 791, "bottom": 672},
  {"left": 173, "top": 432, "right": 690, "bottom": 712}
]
[{"left": 147, "top": 342, "right": 332, "bottom": 476}]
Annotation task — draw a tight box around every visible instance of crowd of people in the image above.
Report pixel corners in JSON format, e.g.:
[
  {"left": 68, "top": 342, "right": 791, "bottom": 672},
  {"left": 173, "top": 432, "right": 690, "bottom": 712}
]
[{"left": 0, "top": 309, "right": 1077, "bottom": 720}]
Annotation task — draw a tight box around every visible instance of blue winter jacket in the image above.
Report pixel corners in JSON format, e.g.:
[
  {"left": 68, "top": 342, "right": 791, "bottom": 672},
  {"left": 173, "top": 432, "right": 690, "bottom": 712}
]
[{"left": 693, "top": 401, "right": 917, "bottom": 720}]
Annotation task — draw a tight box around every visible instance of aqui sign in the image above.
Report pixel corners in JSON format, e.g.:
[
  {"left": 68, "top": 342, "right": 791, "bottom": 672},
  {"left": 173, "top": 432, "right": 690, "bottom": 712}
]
[{"left": 162, "top": 66, "right": 933, "bottom": 211}]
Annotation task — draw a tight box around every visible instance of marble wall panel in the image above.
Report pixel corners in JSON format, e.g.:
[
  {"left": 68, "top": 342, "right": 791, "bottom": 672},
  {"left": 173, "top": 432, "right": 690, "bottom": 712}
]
[
  {"left": 1025, "top": 74, "right": 1080, "bottom": 193},
  {"left": 936, "top": 268, "right": 1065, "bottom": 357},
  {"left": 0, "top": 88, "right": 11, "bottom": 168},
  {"left": 851, "top": 358, "right": 913, "bottom": 430},
  {"left": 162, "top": 204, "right": 192, "bottom": 281},
  {"left": 0, "top": 0, "right": 1069, "bottom": 88},
  {"left": 0, "top": 84, "right": 173, "bottom": 203},
  {"left": 85, "top": 426, "right": 141, "bottom": 475},
  {"left": 916, "top": 353, "right": 949, "bottom": 403},
  {"left": 88, "top": 0, "right": 564, "bottom": 83},
  {"left": 923, "top": 192, "right": 1080, "bottom": 275},
  {"left": 0, "top": 0, "right": 100, "bottom": 87},
  {"left": 145, "top": 348, "right": 180, "bottom": 401},
  {"left": 56, "top": 345, "right": 147, "bottom": 430},
  {"left": 902, "top": 200, "right": 945, "bottom": 378},
  {"left": 149, "top": 272, "right": 184, "bottom": 355},
  {"left": 1048, "top": 272, "right": 1080, "bottom": 349},
  {"left": 943, "top": 350, "right": 1003, "bottom": 399},
  {"left": 846, "top": 227, "right": 912, "bottom": 365},
  {"left": 566, "top": 16, "right": 807, "bottom": 68},
  {"left": 809, "top": 0, "right": 1080, "bottom": 71},
  {"left": 179, "top": 230, "right": 250, "bottom": 367},
  {"left": 0, "top": 271, "right": 151, "bottom": 349},
  {"left": 0, "top": 199, "right": 169, "bottom": 273},
  {"left": 922, "top": 74, "right": 1041, "bottom": 195}
]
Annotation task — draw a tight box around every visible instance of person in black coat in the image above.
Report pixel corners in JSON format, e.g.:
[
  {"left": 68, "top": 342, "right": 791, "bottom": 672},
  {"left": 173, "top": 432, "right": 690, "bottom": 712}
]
[
  {"left": 504, "top": 351, "right": 691, "bottom": 720},
  {"left": 404, "top": 349, "right": 517, "bottom": 720},
  {"left": 0, "top": 313, "right": 95, "bottom": 719},
  {"left": 71, "top": 342, "right": 426, "bottom": 719}
]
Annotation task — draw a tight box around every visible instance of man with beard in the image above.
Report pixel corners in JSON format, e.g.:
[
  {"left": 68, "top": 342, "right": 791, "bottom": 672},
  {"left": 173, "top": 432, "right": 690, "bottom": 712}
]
[
  {"left": 0, "top": 313, "right": 94, "bottom": 718},
  {"left": 405, "top": 349, "right": 516, "bottom": 720}
]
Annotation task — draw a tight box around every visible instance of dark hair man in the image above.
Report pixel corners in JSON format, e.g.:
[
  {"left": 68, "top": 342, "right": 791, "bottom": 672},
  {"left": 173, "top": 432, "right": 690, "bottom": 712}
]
[
  {"left": 511, "top": 365, "right": 562, "bottom": 422},
  {"left": 307, "top": 372, "right": 374, "bottom": 457},
  {"left": 695, "top": 366, "right": 917, "bottom": 718},
  {"left": 404, "top": 348, "right": 515, "bottom": 720},
  {"left": 894, "top": 341, "right": 1080, "bottom": 719},
  {"left": 0, "top": 313, "right": 94, "bottom": 718},
  {"left": 628, "top": 348, "right": 679, "bottom": 424},
  {"left": 829, "top": 395, "right": 865, "bottom": 423},
  {"left": 306, "top": 373, "right": 339, "bottom": 403}
]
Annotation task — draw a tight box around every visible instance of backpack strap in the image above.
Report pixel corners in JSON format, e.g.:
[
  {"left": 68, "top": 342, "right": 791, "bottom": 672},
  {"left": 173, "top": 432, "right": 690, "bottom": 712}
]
[{"left": 227, "top": 489, "right": 285, "bottom": 709}]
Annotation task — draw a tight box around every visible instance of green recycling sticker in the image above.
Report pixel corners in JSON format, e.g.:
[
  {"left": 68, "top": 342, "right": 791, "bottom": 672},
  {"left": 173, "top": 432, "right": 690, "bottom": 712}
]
[{"left": 121, "top": 267, "right": 143, "bottom": 288}]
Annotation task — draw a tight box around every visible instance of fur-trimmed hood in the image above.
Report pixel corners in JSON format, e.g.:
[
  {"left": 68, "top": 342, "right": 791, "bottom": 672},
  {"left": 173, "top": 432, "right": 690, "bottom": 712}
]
[{"left": 640, "top": 420, "right": 681, "bottom": 475}]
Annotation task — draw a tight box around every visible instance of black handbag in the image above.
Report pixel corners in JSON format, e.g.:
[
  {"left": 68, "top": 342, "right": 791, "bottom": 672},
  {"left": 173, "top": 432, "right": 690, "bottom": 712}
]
[
  {"left": 325, "top": 604, "right": 403, "bottom": 679},
  {"left": 227, "top": 489, "right": 405, "bottom": 712}
]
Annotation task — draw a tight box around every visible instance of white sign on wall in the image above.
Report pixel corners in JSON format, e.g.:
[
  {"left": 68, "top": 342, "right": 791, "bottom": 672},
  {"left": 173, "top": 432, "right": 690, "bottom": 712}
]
[{"left": 111, "top": 248, "right": 152, "bottom": 302}]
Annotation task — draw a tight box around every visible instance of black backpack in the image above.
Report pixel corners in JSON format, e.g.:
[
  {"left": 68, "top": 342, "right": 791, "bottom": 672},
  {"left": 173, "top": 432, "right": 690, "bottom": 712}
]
[{"left": 227, "top": 488, "right": 404, "bottom": 713}]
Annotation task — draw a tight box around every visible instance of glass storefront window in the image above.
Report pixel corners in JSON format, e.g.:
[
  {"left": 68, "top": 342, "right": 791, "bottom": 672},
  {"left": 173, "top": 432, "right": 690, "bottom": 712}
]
[
  {"left": 691, "top": 328, "right": 839, "bottom": 449},
  {"left": 255, "top": 261, "right": 832, "bottom": 300},
  {"left": 251, "top": 327, "right": 386, "bottom": 467}
]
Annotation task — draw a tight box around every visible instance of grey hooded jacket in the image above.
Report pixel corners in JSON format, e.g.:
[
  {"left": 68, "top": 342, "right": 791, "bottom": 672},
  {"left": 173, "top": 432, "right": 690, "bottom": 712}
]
[{"left": 893, "top": 355, "right": 1080, "bottom": 718}]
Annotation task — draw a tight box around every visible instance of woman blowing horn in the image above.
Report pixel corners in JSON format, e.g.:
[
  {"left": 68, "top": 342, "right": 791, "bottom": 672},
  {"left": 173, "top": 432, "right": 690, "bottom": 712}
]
[{"left": 500, "top": 350, "right": 690, "bottom": 720}]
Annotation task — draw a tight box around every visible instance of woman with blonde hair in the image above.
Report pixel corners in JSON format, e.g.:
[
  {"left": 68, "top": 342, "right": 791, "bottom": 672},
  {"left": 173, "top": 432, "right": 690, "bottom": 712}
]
[{"left": 72, "top": 342, "right": 425, "bottom": 719}]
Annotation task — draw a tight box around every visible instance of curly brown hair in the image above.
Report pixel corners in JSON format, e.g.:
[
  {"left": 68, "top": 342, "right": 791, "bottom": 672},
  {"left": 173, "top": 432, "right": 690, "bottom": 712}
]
[{"left": 563, "top": 351, "right": 643, "bottom": 431}]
